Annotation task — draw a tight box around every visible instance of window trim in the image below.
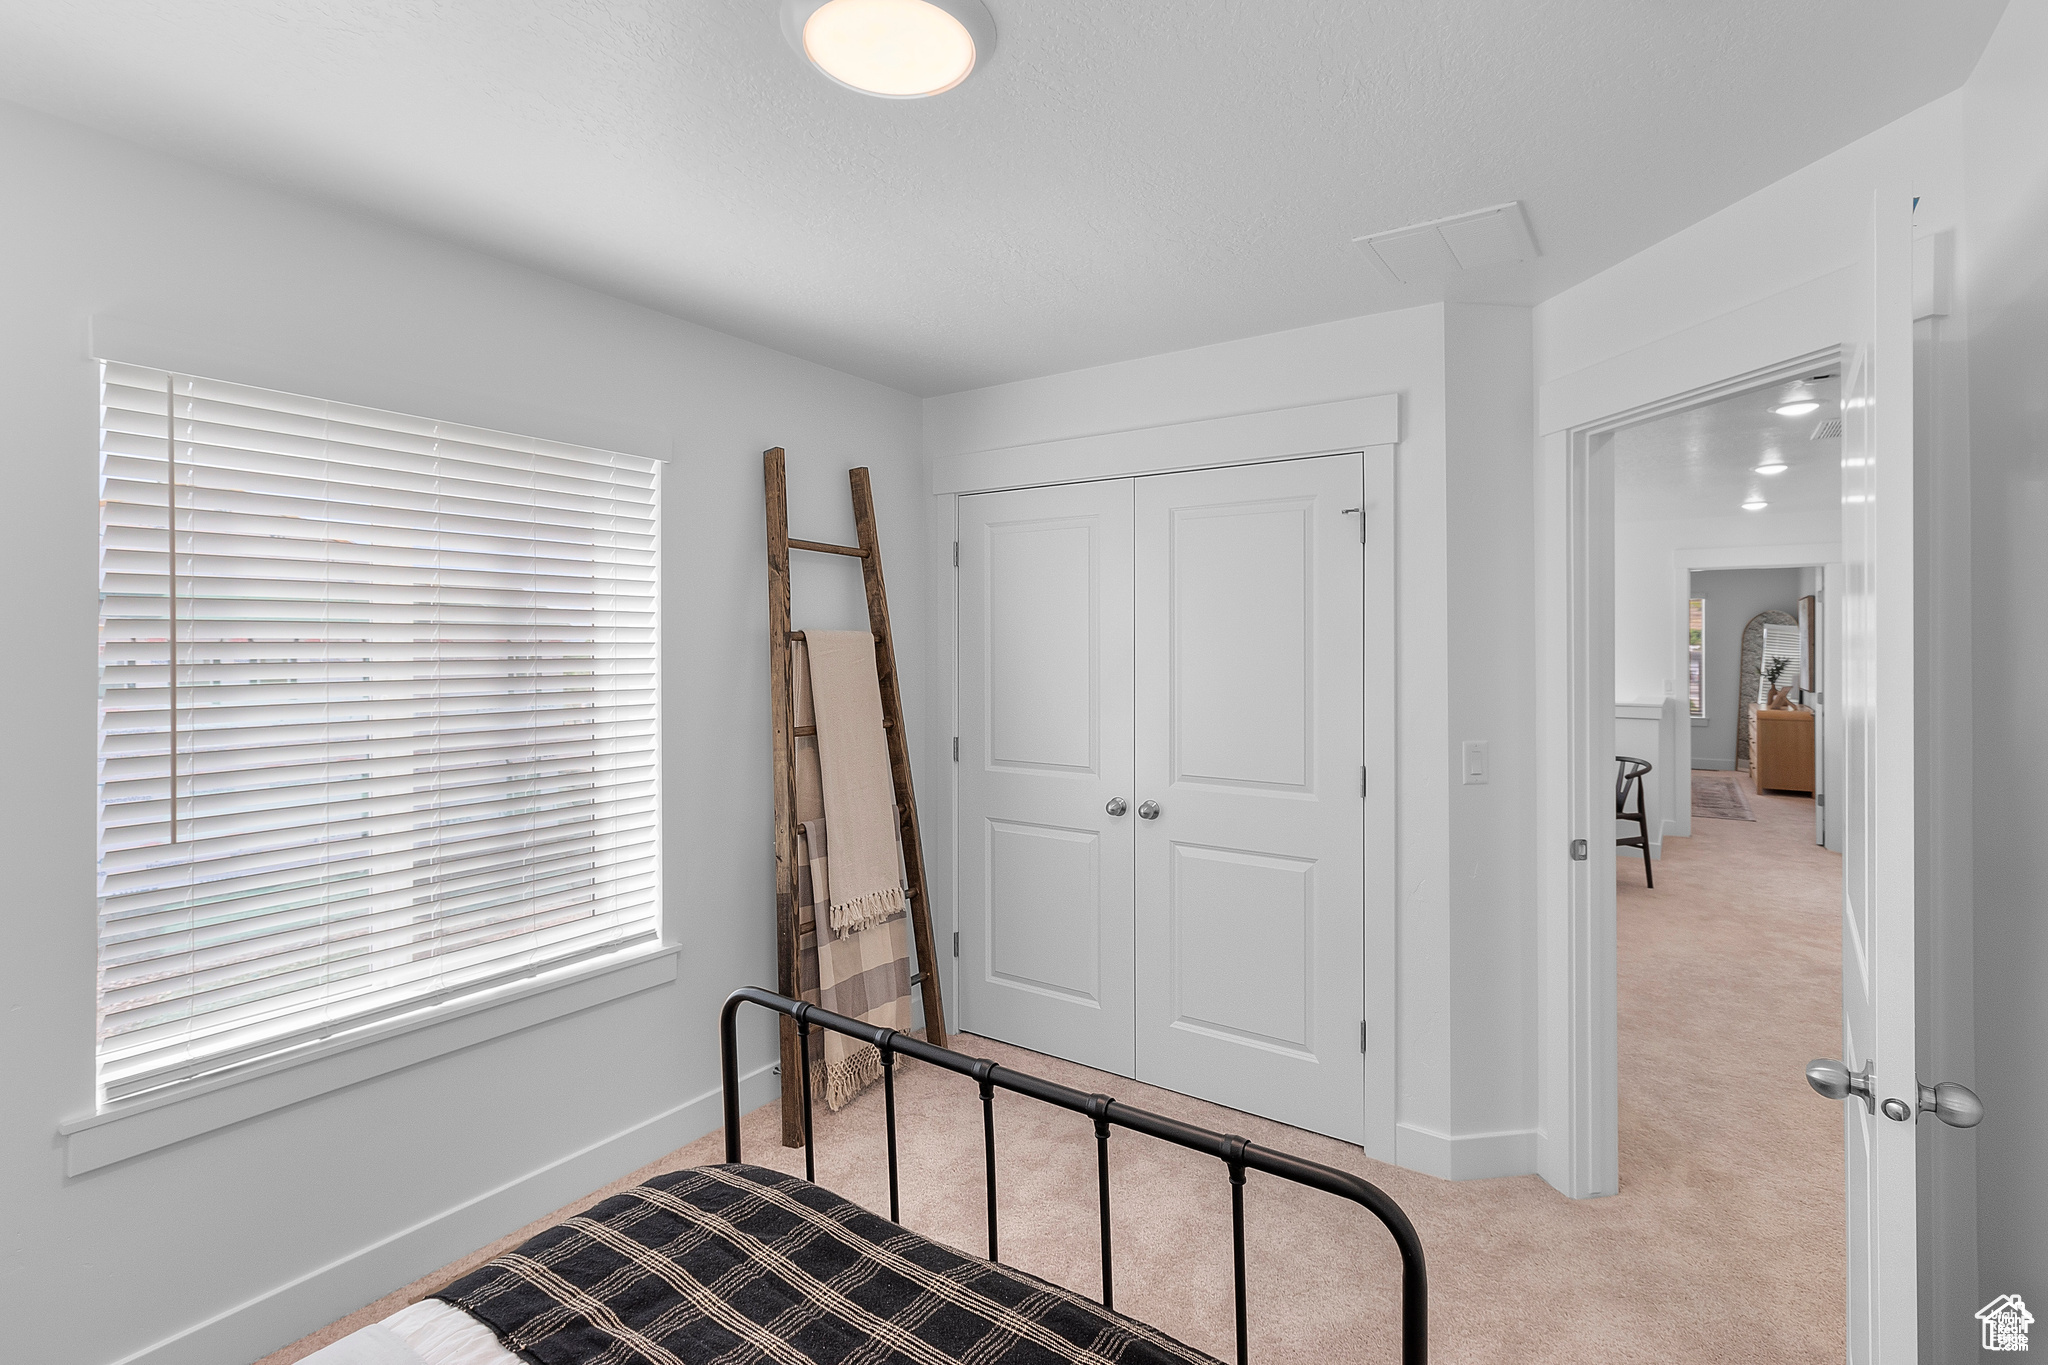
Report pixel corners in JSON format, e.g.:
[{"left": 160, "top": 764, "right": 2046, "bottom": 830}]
[{"left": 61, "top": 941, "right": 678, "bottom": 1174}]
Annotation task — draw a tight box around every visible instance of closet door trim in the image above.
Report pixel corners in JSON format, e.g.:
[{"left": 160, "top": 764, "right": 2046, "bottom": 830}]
[{"left": 931, "top": 394, "right": 1399, "bottom": 496}]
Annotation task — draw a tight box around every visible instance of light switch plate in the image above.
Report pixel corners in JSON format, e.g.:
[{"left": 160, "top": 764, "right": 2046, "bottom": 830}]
[{"left": 1462, "top": 740, "right": 1489, "bottom": 785}]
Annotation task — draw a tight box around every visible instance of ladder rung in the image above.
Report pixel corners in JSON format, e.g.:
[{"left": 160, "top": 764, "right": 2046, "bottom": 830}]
[
  {"left": 788, "top": 630, "right": 881, "bottom": 643},
  {"left": 792, "top": 719, "right": 892, "bottom": 737},
  {"left": 789, "top": 538, "right": 869, "bottom": 558}
]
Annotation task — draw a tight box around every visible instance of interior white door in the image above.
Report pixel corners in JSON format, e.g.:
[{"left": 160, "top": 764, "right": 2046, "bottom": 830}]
[
  {"left": 956, "top": 479, "right": 1136, "bottom": 1076},
  {"left": 1836, "top": 186, "right": 1918, "bottom": 1363},
  {"left": 1132, "top": 455, "right": 1366, "bottom": 1142}
]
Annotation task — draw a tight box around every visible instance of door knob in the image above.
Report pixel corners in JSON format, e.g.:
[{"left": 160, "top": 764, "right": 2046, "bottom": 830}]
[
  {"left": 1806, "top": 1058, "right": 1876, "bottom": 1114},
  {"left": 1105, "top": 797, "right": 1128, "bottom": 817},
  {"left": 1137, "top": 801, "right": 1160, "bottom": 820},
  {"left": 1913, "top": 1080, "right": 1984, "bottom": 1128}
]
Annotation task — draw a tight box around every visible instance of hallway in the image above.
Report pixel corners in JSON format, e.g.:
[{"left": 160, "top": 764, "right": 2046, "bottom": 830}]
[
  {"left": 270, "top": 783, "right": 1847, "bottom": 1365},
  {"left": 1613, "top": 774, "right": 1846, "bottom": 1358}
]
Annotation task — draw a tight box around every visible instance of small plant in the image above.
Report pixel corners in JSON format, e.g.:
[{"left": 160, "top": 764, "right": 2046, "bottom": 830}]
[{"left": 1760, "top": 654, "right": 1794, "bottom": 690}]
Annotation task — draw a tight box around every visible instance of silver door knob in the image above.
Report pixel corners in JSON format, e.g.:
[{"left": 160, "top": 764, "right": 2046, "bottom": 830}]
[
  {"left": 1137, "top": 801, "right": 1160, "bottom": 820},
  {"left": 1105, "top": 797, "right": 1128, "bottom": 817},
  {"left": 1913, "top": 1080, "right": 1984, "bottom": 1128},
  {"left": 1806, "top": 1058, "right": 1876, "bottom": 1114}
]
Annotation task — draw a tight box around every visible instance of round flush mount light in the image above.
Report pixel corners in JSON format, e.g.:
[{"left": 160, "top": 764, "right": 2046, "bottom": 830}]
[
  {"left": 1772, "top": 399, "right": 1822, "bottom": 418},
  {"left": 782, "top": 0, "right": 996, "bottom": 99},
  {"left": 1754, "top": 459, "right": 1789, "bottom": 475},
  {"left": 1742, "top": 498, "right": 1770, "bottom": 512}
]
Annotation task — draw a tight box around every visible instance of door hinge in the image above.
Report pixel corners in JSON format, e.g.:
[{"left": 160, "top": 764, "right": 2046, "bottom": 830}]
[
  {"left": 952, "top": 541, "right": 959, "bottom": 567},
  {"left": 1342, "top": 507, "right": 1364, "bottom": 543},
  {"left": 952, "top": 930, "right": 960, "bottom": 958},
  {"left": 1570, "top": 838, "right": 1589, "bottom": 861},
  {"left": 1816, "top": 792, "right": 1825, "bottom": 808},
  {"left": 1362, "top": 766, "right": 1368, "bottom": 797},
  {"left": 952, "top": 736, "right": 960, "bottom": 761},
  {"left": 1360, "top": 1020, "right": 1368, "bottom": 1053}
]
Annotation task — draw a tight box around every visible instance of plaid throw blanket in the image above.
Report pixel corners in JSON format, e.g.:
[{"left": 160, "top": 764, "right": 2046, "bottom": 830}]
[{"left": 437, "top": 1164, "right": 1222, "bottom": 1365}]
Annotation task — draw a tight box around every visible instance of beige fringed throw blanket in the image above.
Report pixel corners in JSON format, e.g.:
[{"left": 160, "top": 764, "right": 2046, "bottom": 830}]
[
  {"left": 792, "top": 637, "right": 912, "bottom": 1110},
  {"left": 804, "top": 630, "right": 908, "bottom": 933}
]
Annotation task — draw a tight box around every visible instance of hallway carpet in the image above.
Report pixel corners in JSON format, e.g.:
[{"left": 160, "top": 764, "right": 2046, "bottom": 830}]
[{"left": 262, "top": 790, "right": 1843, "bottom": 1365}]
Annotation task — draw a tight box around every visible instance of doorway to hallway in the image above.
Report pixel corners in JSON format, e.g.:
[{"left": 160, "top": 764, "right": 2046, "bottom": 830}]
[{"left": 1601, "top": 367, "right": 1850, "bottom": 1359}]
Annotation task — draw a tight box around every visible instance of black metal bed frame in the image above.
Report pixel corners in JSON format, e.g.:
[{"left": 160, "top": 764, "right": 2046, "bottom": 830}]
[{"left": 719, "top": 986, "right": 1428, "bottom": 1365}]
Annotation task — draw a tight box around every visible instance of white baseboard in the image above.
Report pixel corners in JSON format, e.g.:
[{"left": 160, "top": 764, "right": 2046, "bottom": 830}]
[
  {"left": 111, "top": 1062, "right": 779, "bottom": 1365},
  {"left": 1394, "top": 1122, "right": 1538, "bottom": 1180}
]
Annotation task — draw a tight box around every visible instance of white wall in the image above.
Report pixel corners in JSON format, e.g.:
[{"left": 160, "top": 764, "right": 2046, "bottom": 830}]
[
  {"left": 0, "top": 103, "right": 924, "bottom": 1365},
  {"left": 1960, "top": 0, "right": 2048, "bottom": 1331},
  {"left": 1439, "top": 304, "right": 1539, "bottom": 1163},
  {"left": 922, "top": 302, "right": 1542, "bottom": 1181},
  {"left": 1687, "top": 567, "right": 1804, "bottom": 768}
]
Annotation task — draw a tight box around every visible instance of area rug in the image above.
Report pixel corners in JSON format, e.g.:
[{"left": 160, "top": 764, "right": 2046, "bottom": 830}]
[{"left": 1692, "top": 770, "right": 1756, "bottom": 821}]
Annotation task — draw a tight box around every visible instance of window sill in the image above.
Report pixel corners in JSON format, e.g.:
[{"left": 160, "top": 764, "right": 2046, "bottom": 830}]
[
  {"left": 61, "top": 943, "right": 680, "bottom": 1176},
  {"left": 1691, "top": 716, "right": 1710, "bottom": 727}
]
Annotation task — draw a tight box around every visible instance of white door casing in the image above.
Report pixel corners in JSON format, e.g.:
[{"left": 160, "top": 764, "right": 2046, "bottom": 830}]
[
  {"left": 955, "top": 480, "right": 1137, "bottom": 1076},
  {"left": 1132, "top": 456, "right": 1368, "bottom": 1143},
  {"left": 1838, "top": 186, "right": 1918, "bottom": 1364}
]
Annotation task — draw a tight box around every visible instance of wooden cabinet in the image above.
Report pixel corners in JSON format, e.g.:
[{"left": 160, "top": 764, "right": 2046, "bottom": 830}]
[{"left": 1750, "top": 707, "right": 1815, "bottom": 794}]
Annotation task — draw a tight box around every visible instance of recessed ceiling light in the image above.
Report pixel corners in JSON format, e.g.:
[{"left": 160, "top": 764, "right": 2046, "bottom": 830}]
[
  {"left": 1754, "top": 460, "right": 1789, "bottom": 475},
  {"left": 1742, "top": 498, "right": 1769, "bottom": 511},
  {"left": 782, "top": 0, "right": 995, "bottom": 98},
  {"left": 1773, "top": 400, "right": 1822, "bottom": 418}
]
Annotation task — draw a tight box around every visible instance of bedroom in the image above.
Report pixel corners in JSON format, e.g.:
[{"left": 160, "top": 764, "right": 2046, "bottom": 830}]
[{"left": 1, "top": 3, "right": 2041, "bottom": 1363}]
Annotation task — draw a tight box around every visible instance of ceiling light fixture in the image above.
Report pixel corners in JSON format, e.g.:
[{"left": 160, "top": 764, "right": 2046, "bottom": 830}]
[
  {"left": 1742, "top": 498, "right": 1769, "bottom": 511},
  {"left": 782, "top": 0, "right": 995, "bottom": 98},
  {"left": 1754, "top": 459, "right": 1789, "bottom": 475},
  {"left": 1772, "top": 399, "right": 1822, "bottom": 418}
]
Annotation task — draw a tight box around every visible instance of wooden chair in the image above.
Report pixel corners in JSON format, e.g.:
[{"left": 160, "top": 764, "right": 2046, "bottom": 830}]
[{"left": 1616, "top": 755, "right": 1654, "bottom": 888}]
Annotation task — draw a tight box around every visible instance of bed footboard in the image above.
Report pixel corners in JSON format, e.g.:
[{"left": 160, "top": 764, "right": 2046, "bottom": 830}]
[{"left": 719, "top": 985, "right": 1427, "bottom": 1365}]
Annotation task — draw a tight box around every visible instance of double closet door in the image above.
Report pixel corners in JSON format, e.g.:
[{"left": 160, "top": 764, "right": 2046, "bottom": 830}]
[{"left": 956, "top": 453, "right": 1366, "bottom": 1143}]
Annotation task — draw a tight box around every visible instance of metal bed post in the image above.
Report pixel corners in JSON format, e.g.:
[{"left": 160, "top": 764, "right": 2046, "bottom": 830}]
[
  {"left": 795, "top": 1002, "right": 815, "bottom": 1184},
  {"left": 881, "top": 1037, "right": 901, "bottom": 1224},
  {"left": 1225, "top": 1136, "right": 1250, "bottom": 1365},
  {"left": 1088, "top": 1093, "right": 1114, "bottom": 1311},
  {"left": 973, "top": 1057, "right": 1000, "bottom": 1261}
]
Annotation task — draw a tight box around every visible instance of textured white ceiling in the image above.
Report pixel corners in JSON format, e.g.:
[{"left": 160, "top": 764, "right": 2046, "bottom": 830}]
[
  {"left": 1613, "top": 373, "right": 1842, "bottom": 523},
  {"left": 0, "top": 2, "right": 2006, "bottom": 395}
]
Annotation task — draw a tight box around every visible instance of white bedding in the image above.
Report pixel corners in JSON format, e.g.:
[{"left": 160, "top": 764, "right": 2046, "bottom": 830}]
[{"left": 299, "top": 1298, "right": 520, "bottom": 1365}]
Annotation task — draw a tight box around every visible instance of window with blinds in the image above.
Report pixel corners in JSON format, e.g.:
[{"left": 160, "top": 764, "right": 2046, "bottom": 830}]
[
  {"left": 1687, "top": 597, "right": 1705, "bottom": 718},
  {"left": 1758, "top": 622, "right": 1802, "bottom": 702},
  {"left": 96, "top": 362, "right": 660, "bottom": 1107}
]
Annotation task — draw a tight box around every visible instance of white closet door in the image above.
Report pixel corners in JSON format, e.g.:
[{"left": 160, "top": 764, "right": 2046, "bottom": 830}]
[
  {"left": 1132, "top": 455, "right": 1366, "bottom": 1142},
  {"left": 956, "top": 480, "right": 1136, "bottom": 1076}
]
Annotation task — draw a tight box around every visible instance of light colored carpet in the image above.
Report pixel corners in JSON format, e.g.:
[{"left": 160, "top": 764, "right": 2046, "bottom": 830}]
[
  {"left": 1692, "top": 769, "right": 1757, "bottom": 821},
  {"left": 260, "top": 788, "right": 1842, "bottom": 1365}
]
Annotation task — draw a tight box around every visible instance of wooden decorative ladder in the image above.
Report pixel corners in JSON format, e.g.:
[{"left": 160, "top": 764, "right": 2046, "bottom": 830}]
[{"left": 763, "top": 447, "right": 948, "bottom": 1147}]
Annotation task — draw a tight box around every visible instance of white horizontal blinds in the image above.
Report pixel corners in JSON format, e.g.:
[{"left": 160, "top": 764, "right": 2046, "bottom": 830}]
[
  {"left": 1758, "top": 622, "right": 1802, "bottom": 701},
  {"left": 96, "top": 361, "right": 660, "bottom": 1105}
]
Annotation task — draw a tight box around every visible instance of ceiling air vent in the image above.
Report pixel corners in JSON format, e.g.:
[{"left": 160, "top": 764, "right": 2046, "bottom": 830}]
[
  {"left": 1353, "top": 202, "right": 1539, "bottom": 284},
  {"left": 1811, "top": 418, "right": 1843, "bottom": 441}
]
